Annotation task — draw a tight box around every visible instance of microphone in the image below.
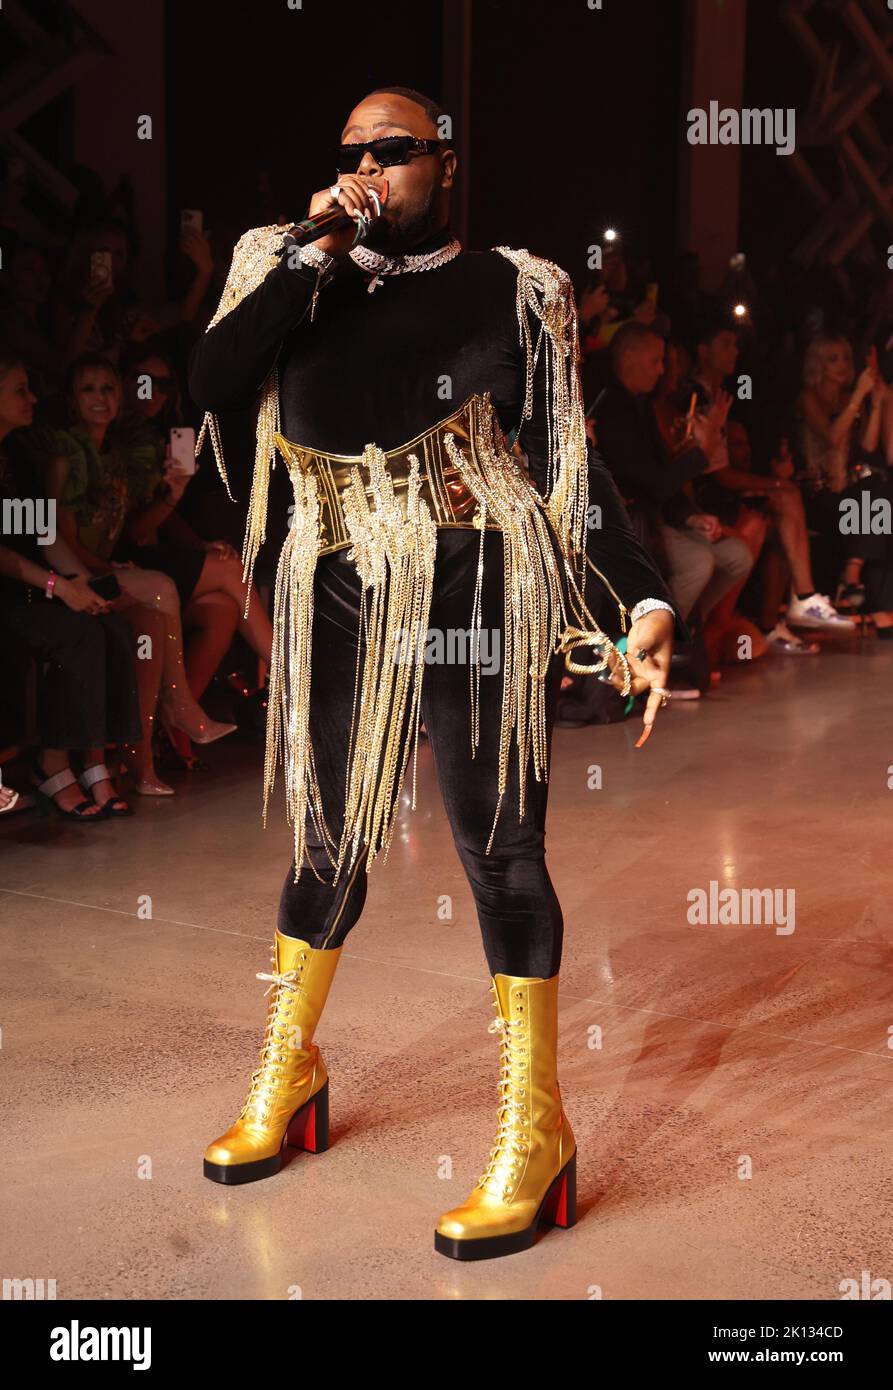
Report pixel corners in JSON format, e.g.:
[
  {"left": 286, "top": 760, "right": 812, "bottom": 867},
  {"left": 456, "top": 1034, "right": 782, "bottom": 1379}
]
[{"left": 287, "top": 188, "right": 383, "bottom": 247}]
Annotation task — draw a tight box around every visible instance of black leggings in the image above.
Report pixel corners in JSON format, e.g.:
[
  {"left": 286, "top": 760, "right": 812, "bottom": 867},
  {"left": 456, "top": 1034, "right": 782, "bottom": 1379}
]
[{"left": 277, "top": 528, "right": 565, "bottom": 978}]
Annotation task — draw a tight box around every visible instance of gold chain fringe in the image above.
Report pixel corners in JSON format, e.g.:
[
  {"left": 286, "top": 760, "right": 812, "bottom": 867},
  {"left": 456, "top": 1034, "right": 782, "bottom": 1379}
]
[{"left": 197, "top": 231, "right": 631, "bottom": 879}]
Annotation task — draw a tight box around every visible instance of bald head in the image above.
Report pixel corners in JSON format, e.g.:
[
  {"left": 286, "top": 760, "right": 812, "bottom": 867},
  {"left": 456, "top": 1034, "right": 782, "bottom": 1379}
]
[
  {"left": 612, "top": 323, "right": 665, "bottom": 395},
  {"left": 363, "top": 86, "right": 445, "bottom": 132},
  {"left": 342, "top": 89, "right": 442, "bottom": 144},
  {"left": 338, "top": 89, "right": 456, "bottom": 253}
]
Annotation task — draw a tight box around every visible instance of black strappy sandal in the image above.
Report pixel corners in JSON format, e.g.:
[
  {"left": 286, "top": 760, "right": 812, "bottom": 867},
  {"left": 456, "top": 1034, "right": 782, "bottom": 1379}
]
[
  {"left": 78, "top": 761, "right": 133, "bottom": 817},
  {"left": 31, "top": 761, "right": 106, "bottom": 823}
]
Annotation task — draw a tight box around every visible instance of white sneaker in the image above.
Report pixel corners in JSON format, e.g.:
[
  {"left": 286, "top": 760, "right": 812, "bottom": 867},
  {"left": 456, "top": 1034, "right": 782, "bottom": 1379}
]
[
  {"left": 786, "top": 593, "right": 856, "bottom": 632},
  {"left": 766, "top": 621, "right": 820, "bottom": 655}
]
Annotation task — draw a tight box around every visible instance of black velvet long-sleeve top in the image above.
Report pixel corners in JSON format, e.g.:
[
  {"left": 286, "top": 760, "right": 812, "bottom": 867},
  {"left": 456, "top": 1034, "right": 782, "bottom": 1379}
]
[{"left": 188, "top": 226, "right": 674, "bottom": 623}]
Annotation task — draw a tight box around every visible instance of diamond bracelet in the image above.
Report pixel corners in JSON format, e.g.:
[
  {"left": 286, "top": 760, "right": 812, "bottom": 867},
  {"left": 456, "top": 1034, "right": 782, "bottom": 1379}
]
[
  {"left": 296, "top": 243, "right": 335, "bottom": 275},
  {"left": 630, "top": 597, "right": 675, "bottom": 625}
]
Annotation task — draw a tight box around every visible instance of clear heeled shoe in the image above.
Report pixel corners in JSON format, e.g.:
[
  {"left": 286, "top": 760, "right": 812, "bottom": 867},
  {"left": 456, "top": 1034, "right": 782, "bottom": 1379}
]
[
  {"left": 133, "top": 775, "right": 176, "bottom": 797},
  {"left": 159, "top": 681, "right": 237, "bottom": 746}
]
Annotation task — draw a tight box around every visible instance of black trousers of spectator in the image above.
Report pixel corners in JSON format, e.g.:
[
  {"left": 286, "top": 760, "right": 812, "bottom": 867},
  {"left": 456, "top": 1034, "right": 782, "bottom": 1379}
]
[
  {"left": 806, "top": 478, "right": 893, "bottom": 612},
  {"left": 854, "top": 477, "right": 893, "bottom": 612},
  {"left": 277, "top": 529, "right": 566, "bottom": 979},
  {"left": 0, "top": 601, "right": 141, "bottom": 749}
]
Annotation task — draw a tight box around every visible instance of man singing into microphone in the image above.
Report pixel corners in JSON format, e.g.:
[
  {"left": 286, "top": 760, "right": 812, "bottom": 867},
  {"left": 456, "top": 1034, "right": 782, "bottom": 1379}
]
[{"left": 189, "top": 86, "right": 676, "bottom": 1261}]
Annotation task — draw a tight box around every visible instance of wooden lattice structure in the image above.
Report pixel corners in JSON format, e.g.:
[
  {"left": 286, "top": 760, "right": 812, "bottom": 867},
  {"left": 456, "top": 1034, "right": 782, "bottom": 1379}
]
[
  {"left": 0, "top": 0, "right": 110, "bottom": 227},
  {"left": 781, "top": 0, "right": 893, "bottom": 264}
]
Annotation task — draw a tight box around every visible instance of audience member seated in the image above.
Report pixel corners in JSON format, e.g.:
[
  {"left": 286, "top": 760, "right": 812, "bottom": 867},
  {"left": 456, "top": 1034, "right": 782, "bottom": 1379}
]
[
  {"left": 797, "top": 334, "right": 893, "bottom": 637},
  {"left": 22, "top": 353, "right": 236, "bottom": 795},
  {"left": 117, "top": 343, "right": 274, "bottom": 763},
  {"left": 51, "top": 221, "right": 156, "bottom": 370},
  {"left": 0, "top": 243, "right": 57, "bottom": 396},
  {"left": 722, "top": 421, "right": 818, "bottom": 654},
  {"left": 0, "top": 354, "right": 140, "bottom": 820},
  {"left": 50, "top": 217, "right": 217, "bottom": 373},
  {"left": 577, "top": 245, "right": 669, "bottom": 407},
  {"left": 120, "top": 343, "right": 272, "bottom": 663},
  {"left": 688, "top": 314, "right": 854, "bottom": 648},
  {"left": 654, "top": 343, "right": 769, "bottom": 667},
  {"left": 593, "top": 323, "right": 753, "bottom": 651}
]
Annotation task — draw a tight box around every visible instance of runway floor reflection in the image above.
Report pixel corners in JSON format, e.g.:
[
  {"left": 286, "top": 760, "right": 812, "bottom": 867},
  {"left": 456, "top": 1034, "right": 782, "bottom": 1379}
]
[{"left": 1, "top": 642, "right": 890, "bottom": 1299}]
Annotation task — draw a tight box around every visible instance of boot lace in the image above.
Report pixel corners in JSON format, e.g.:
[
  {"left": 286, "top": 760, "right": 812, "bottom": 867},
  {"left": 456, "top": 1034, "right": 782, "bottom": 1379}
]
[
  {"left": 239, "top": 953, "right": 309, "bottom": 1124},
  {"left": 475, "top": 998, "right": 530, "bottom": 1198}
]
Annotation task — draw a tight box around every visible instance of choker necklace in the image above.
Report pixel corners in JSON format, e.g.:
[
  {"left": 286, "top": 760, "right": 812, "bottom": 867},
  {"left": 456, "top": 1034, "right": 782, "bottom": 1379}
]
[{"left": 350, "top": 237, "right": 462, "bottom": 292}]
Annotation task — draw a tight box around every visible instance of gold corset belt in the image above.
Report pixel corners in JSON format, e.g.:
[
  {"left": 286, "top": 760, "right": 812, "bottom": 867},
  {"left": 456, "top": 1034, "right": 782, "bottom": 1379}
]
[
  {"left": 265, "top": 387, "right": 625, "bottom": 886},
  {"left": 274, "top": 393, "right": 511, "bottom": 555}
]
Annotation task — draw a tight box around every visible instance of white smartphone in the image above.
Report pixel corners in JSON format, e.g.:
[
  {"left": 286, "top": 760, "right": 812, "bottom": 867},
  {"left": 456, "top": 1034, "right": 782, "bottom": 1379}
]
[
  {"left": 168, "top": 427, "right": 196, "bottom": 475},
  {"left": 181, "top": 209, "right": 203, "bottom": 234}
]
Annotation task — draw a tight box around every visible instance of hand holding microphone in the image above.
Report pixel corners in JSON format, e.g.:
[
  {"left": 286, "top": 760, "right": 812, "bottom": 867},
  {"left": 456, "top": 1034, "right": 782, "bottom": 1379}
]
[{"left": 296, "top": 175, "right": 389, "bottom": 258}]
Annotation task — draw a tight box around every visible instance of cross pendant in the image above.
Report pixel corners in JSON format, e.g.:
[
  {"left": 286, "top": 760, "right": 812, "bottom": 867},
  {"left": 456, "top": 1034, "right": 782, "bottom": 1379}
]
[{"left": 367, "top": 274, "right": 383, "bottom": 293}]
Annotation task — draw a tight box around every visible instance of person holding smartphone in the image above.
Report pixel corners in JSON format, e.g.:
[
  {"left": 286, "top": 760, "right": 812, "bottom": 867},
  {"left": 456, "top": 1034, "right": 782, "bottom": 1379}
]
[
  {"left": 0, "top": 355, "right": 141, "bottom": 819},
  {"left": 799, "top": 336, "right": 893, "bottom": 636},
  {"left": 31, "top": 353, "right": 236, "bottom": 795},
  {"left": 689, "top": 314, "right": 855, "bottom": 643},
  {"left": 119, "top": 344, "right": 274, "bottom": 687}
]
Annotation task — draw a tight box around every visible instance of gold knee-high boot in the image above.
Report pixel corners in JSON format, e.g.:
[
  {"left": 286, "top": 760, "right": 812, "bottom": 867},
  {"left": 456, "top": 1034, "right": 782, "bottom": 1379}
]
[
  {"left": 435, "top": 972, "right": 576, "bottom": 1260},
  {"left": 204, "top": 931, "right": 341, "bottom": 1185}
]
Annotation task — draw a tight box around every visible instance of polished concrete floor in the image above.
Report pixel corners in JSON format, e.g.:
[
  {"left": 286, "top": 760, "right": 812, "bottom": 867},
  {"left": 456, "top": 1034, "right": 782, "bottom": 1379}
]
[{"left": 2, "top": 643, "right": 891, "bottom": 1301}]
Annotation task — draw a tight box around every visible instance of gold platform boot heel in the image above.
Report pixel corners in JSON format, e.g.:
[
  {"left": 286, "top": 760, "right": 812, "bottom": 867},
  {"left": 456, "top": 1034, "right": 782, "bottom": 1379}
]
[
  {"left": 434, "top": 972, "right": 577, "bottom": 1260},
  {"left": 203, "top": 932, "right": 342, "bottom": 1185}
]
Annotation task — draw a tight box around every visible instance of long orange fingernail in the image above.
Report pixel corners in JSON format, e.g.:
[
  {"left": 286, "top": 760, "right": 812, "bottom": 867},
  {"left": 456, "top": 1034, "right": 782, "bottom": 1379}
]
[{"left": 635, "top": 725, "right": 653, "bottom": 749}]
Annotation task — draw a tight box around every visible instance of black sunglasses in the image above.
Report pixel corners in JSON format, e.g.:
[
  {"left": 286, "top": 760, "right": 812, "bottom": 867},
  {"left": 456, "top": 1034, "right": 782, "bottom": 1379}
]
[{"left": 336, "top": 135, "right": 443, "bottom": 175}]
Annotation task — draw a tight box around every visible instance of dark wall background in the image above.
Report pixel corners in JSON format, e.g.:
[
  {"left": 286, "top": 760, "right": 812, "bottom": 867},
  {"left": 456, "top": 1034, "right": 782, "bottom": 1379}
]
[
  {"left": 742, "top": 2, "right": 892, "bottom": 275},
  {"left": 740, "top": 2, "right": 812, "bottom": 262},
  {"left": 166, "top": 0, "right": 443, "bottom": 259},
  {"left": 6, "top": 1, "right": 880, "bottom": 288},
  {"left": 165, "top": 0, "right": 682, "bottom": 286},
  {"left": 466, "top": 0, "right": 682, "bottom": 285}
]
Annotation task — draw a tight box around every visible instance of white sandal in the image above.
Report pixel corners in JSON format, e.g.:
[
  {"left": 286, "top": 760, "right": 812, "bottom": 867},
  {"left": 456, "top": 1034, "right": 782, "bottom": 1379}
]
[
  {"left": 31, "top": 761, "right": 105, "bottom": 822},
  {"left": 79, "top": 761, "right": 133, "bottom": 817}
]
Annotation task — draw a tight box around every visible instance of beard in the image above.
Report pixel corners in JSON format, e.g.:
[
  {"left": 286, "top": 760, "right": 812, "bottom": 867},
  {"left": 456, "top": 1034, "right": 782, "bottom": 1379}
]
[{"left": 360, "top": 183, "right": 441, "bottom": 254}]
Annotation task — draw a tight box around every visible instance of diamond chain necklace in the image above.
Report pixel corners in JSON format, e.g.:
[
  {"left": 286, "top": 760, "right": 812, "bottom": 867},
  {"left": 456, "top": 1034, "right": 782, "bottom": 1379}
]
[{"left": 350, "top": 237, "right": 462, "bottom": 292}]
